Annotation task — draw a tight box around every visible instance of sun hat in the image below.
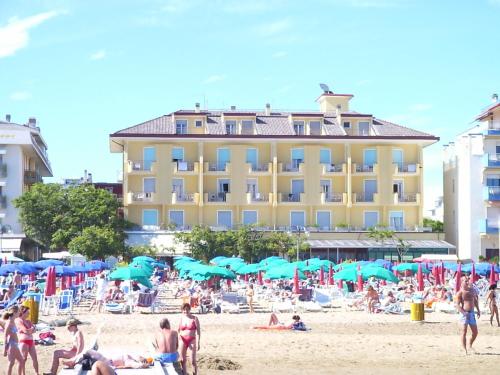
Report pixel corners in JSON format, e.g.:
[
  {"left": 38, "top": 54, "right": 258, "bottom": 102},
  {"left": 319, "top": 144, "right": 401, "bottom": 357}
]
[{"left": 66, "top": 318, "right": 81, "bottom": 327}]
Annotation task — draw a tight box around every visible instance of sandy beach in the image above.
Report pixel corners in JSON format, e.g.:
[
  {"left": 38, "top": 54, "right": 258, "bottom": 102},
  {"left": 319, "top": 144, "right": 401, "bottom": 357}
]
[{"left": 2, "top": 305, "right": 498, "bottom": 375}]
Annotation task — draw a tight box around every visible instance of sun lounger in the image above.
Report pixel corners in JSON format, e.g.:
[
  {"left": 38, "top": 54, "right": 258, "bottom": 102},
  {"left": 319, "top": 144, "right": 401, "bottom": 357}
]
[
  {"left": 313, "top": 289, "right": 333, "bottom": 308},
  {"left": 433, "top": 302, "right": 457, "bottom": 314},
  {"left": 381, "top": 303, "right": 404, "bottom": 314},
  {"left": 296, "top": 300, "right": 322, "bottom": 312},
  {"left": 60, "top": 362, "right": 175, "bottom": 374},
  {"left": 0, "top": 289, "right": 24, "bottom": 310},
  {"left": 271, "top": 299, "right": 295, "bottom": 313}
]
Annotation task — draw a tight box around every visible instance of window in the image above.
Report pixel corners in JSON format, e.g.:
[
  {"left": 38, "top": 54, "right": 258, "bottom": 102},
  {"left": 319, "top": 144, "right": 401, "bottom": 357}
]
[
  {"left": 169, "top": 210, "right": 184, "bottom": 228},
  {"left": 358, "top": 121, "right": 370, "bottom": 136},
  {"left": 389, "top": 211, "right": 404, "bottom": 230},
  {"left": 143, "top": 147, "right": 156, "bottom": 170},
  {"left": 225, "top": 120, "right": 237, "bottom": 134},
  {"left": 320, "top": 149, "right": 331, "bottom": 164},
  {"left": 290, "top": 211, "right": 305, "bottom": 229},
  {"left": 392, "top": 149, "right": 403, "bottom": 169},
  {"left": 217, "top": 148, "right": 230, "bottom": 170},
  {"left": 316, "top": 211, "right": 331, "bottom": 230},
  {"left": 343, "top": 121, "right": 351, "bottom": 129},
  {"left": 241, "top": 120, "right": 254, "bottom": 135},
  {"left": 195, "top": 120, "right": 202, "bottom": 127},
  {"left": 291, "top": 148, "right": 304, "bottom": 168},
  {"left": 309, "top": 120, "right": 321, "bottom": 135},
  {"left": 143, "top": 178, "right": 156, "bottom": 193},
  {"left": 217, "top": 211, "right": 232, "bottom": 228},
  {"left": 242, "top": 210, "right": 258, "bottom": 225},
  {"left": 142, "top": 209, "right": 158, "bottom": 226},
  {"left": 175, "top": 120, "right": 188, "bottom": 134},
  {"left": 246, "top": 148, "right": 258, "bottom": 169},
  {"left": 293, "top": 121, "right": 305, "bottom": 135},
  {"left": 172, "top": 147, "right": 184, "bottom": 162},
  {"left": 364, "top": 211, "right": 379, "bottom": 229}
]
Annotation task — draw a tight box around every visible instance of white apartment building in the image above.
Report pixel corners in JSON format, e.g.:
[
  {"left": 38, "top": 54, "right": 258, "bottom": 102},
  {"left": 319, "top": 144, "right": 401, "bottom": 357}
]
[
  {"left": 443, "top": 95, "right": 500, "bottom": 261},
  {"left": 0, "top": 115, "right": 53, "bottom": 259},
  {"left": 426, "top": 196, "right": 443, "bottom": 222}
]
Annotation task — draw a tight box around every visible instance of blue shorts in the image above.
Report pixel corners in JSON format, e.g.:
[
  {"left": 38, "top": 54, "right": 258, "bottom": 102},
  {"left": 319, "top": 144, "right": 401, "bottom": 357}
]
[
  {"left": 155, "top": 352, "right": 179, "bottom": 364},
  {"left": 460, "top": 311, "right": 477, "bottom": 325}
]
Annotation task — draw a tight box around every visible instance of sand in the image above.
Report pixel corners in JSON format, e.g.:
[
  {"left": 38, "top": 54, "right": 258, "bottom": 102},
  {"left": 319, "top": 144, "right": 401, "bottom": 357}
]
[{"left": 1, "top": 306, "right": 499, "bottom": 375}]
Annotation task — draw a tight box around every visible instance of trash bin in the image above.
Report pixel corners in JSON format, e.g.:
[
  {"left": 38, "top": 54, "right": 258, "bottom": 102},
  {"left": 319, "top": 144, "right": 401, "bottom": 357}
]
[
  {"left": 25, "top": 298, "right": 39, "bottom": 324},
  {"left": 410, "top": 302, "right": 424, "bottom": 322}
]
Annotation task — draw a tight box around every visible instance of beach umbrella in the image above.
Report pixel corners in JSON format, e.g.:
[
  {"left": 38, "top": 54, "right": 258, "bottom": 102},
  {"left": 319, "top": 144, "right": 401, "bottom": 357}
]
[
  {"left": 361, "top": 266, "right": 399, "bottom": 283},
  {"left": 328, "top": 263, "right": 334, "bottom": 286},
  {"left": 109, "top": 266, "right": 152, "bottom": 288},
  {"left": 319, "top": 267, "right": 325, "bottom": 285},
  {"left": 40, "top": 266, "right": 77, "bottom": 277},
  {"left": 334, "top": 267, "right": 357, "bottom": 282},
  {"left": 85, "top": 261, "right": 109, "bottom": 271},
  {"left": 455, "top": 263, "right": 462, "bottom": 293},
  {"left": 394, "top": 263, "right": 430, "bottom": 274},
  {"left": 356, "top": 265, "right": 363, "bottom": 292},
  {"left": 417, "top": 263, "right": 424, "bottom": 291},
  {"left": 490, "top": 264, "right": 496, "bottom": 285},
  {"left": 133, "top": 256, "right": 156, "bottom": 263},
  {"left": 293, "top": 267, "right": 300, "bottom": 294},
  {"left": 45, "top": 266, "right": 56, "bottom": 297},
  {"left": 304, "top": 259, "right": 334, "bottom": 272},
  {"left": 471, "top": 263, "right": 476, "bottom": 283},
  {"left": 435, "top": 265, "right": 441, "bottom": 285},
  {"left": 236, "top": 263, "right": 260, "bottom": 275},
  {"left": 432, "top": 263, "right": 439, "bottom": 285},
  {"left": 34, "top": 259, "right": 64, "bottom": 269},
  {"left": 217, "top": 257, "right": 244, "bottom": 267},
  {"left": 258, "top": 258, "right": 289, "bottom": 271},
  {"left": 374, "top": 259, "right": 392, "bottom": 269},
  {"left": 441, "top": 262, "right": 445, "bottom": 285},
  {"left": 209, "top": 256, "right": 227, "bottom": 265},
  {"left": 265, "top": 264, "right": 305, "bottom": 280},
  {"left": 257, "top": 270, "right": 263, "bottom": 285}
]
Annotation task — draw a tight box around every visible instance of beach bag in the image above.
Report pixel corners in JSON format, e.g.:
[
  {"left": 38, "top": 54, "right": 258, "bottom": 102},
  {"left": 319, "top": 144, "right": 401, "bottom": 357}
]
[
  {"left": 39, "top": 331, "right": 56, "bottom": 341},
  {"left": 214, "top": 304, "right": 221, "bottom": 314},
  {"left": 81, "top": 353, "right": 98, "bottom": 371}
]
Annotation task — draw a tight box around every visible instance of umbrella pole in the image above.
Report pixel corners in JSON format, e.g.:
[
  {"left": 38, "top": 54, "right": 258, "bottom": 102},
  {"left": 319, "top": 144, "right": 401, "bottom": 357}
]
[{"left": 336, "top": 248, "right": 339, "bottom": 263}]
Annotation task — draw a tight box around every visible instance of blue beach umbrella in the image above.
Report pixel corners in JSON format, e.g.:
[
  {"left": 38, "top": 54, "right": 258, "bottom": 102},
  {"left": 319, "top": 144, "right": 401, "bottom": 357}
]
[{"left": 34, "top": 259, "right": 64, "bottom": 269}]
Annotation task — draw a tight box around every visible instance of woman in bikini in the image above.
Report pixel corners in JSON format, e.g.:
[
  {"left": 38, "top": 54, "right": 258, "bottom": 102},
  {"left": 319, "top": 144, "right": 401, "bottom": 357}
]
[
  {"left": 178, "top": 303, "right": 200, "bottom": 375},
  {"left": 2, "top": 305, "right": 26, "bottom": 375},
  {"left": 486, "top": 284, "right": 499, "bottom": 327},
  {"left": 16, "top": 303, "right": 39, "bottom": 374}
]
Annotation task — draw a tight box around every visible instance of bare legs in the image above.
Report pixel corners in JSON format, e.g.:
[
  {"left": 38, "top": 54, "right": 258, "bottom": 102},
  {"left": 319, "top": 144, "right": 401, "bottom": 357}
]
[
  {"left": 91, "top": 361, "right": 115, "bottom": 375},
  {"left": 490, "top": 305, "right": 499, "bottom": 327},
  {"left": 179, "top": 338, "right": 197, "bottom": 375},
  {"left": 49, "top": 349, "right": 75, "bottom": 374},
  {"left": 20, "top": 343, "right": 39, "bottom": 375},
  {"left": 461, "top": 324, "right": 478, "bottom": 354},
  {"left": 7, "top": 345, "right": 25, "bottom": 375},
  {"left": 268, "top": 313, "right": 279, "bottom": 326}
]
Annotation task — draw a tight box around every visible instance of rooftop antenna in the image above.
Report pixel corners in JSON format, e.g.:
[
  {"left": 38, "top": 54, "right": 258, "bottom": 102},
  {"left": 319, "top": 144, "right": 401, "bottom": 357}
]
[{"left": 319, "top": 83, "right": 331, "bottom": 94}]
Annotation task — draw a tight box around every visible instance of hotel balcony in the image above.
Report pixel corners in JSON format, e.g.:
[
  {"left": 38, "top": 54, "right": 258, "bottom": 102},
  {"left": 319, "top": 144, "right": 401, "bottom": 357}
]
[
  {"left": 479, "top": 219, "right": 499, "bottom": 235},
  {"left": 0, "top": 163, "right": 7, "bottom": 178},
  {"left": 483, "top": 127, "right": 500, "bottom": 136},
  {"left": 393, "top": 163, "right": 420, "bottom": 175},
  {"left": 204, "top": 162, "right": 231, "bottom": 174},
  {"left": 278, "top": 192, "right": 305, "bottom": 204},
  {"left": 171, "top": 192, "right": 199, "bottom": 205},
  {"left": 172, "top": 161, "right": 199, "bottom": 175},
  {"left": 483, "top": 186, "right": 500, "bottom": 201},
  {"left": 24, "top": 170, "right": 42, "bottom": 184},
  {"left": 352, "top": 163, "right": 378, "bottom": 175},
  {"left": 246, "top": 192, "right": 272, "bottom": 204},
  {"left": 321, "top": 163, "right": 347, "bottom": 175},
  {"left": 0, "top": 195, "right": 6, "bottom": 209},
  {"left": 482, "top": 153, "right": 500, "bottom": 167},
  {"left": 127, "top": 160, "right": 156, "bottom": 174},
  {"left": 393, "top": 192, "right": 420, "bottom": 205},
  {"left": 204, "top": 192, "right": 232, "bottom": 204},
  {"left": 127, "top": 191, "right": 156, "bottom": 204},
  {"left": 278, "top": 162, "right": 305, "bottom": 174},
  {"left": 247, "top": 163, "right": 272, "bottom": 175},
  {"left": 352, "top": 192, "right": 379, "bottom": 204},
  {"left": 320, "top": 192, "right": 347, "bottom": 205}
]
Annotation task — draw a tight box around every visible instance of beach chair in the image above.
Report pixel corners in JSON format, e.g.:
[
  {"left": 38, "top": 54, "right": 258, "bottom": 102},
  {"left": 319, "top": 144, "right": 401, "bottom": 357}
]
[
  {"left": 136, "top": 290, "right": 159, "bottom": 313},
  {"left": 313, "top": 289, "right": 333, "bottom": 308},
  {"left": 296, "top": 300, "right": 322, "bottom": 312},
  {"left": 381, "top": 303, "right": 404, "bottom": 314},
  {"left": 0, "top": 289, "right": 24, "bottom": 310},
  {"left": 58, "top": 290, "right": 74, "bottom": 314},
  {"left": 271, "top": 299, "right": 295, "bottom": 313}
]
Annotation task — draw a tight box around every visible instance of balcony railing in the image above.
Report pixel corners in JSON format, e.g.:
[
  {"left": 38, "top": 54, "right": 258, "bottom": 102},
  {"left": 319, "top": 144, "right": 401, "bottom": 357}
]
[
  {"left": 248, "top": 163, "right": 272, "bottom": 173},
  {"left": 172, "top": 192, "right": 198, "bottom": 204},
  {"left": 321, "top": 163, "right": 345, "bottom": 173},
  {"left": 0, "top": 163, "right": 7, "bottom": 178},
  {"left": 480, "top": 219, "right": 499, "bottom": 235},
  {"left": 483, "top": 153, "right": 500, "bottom": 167},
  {"left": 394, "top": 163, "right": 419, "bottom": 173},
  {"left": 0, "top": 195, "right": 6, "bottom": 209},
  {"left": 323, "top": 192, "right": 344, "bottom": 202},
  {"left": 128, "top": 160, "right": 155, "bottom": 172},
  {"left": 354, "top": 192, "right": 377, "bottom": 203},
  {"left": 396, "top": 193, "right": 419, "bottom": 203},
  {"left": 24, "top": 170, "right": 42, "bottom": 184},
  {"left": 484, "top": 186, "right": 500, "bottom": 201},
  {"left": 354, "top": 164, "right": 377, "bottom": 173},
  {"left": 130, "top": 191, "right": 154, "bottom": 202},
  {"left": 246, "top": 192, "right": 271, "bottom": 204},
  {"left": 173, "top": 161, "right": 197, "bottom": 173},
  {"left": 206, "top": 192, "right": 230, "bottom": 202},
  {"left": 282, "top": 163, "right": 301, "bottom": 172},
  {"left": 206, "top": 162, "right": 229, "bottom": 172},
  {"left": 279, "top": 193, "right": 302, "bottom": 202}
]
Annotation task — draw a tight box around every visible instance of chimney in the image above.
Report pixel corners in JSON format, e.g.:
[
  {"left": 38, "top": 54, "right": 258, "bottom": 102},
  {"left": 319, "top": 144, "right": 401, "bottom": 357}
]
[
  {"left": 265, "top": 103, "right": 271, "bottom": 116},
  {"left": 5, "top": 114, "right": 11, "bottom": 122},
  {"left": 195, "top": 103, "right": 200, "bottom": 113},
  {"left": 28, "top": 117, "right": 36, "bottom": 127},
  {"left": 492, "top": 93, "right": 499, "bottom": 103},
  {"left": 230, "top": 105, "right": 236, "bottom": 111}
]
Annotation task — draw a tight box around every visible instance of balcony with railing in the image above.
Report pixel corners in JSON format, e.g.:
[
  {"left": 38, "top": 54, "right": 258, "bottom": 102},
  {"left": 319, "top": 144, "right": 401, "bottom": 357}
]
[
  {"left": 352, "top": 163, "right": 378, "bottom": 174},
  {"left": 247, "top": 163, "right": 272, "bottom": 175},
  {"left": 320, "top": 192, "right": 346, "bottom": 204},
  {"left": 127, "top": 191, "right": 155, "bottom": 204},
  {"left": 205, "top": 162, "right": 230, "bottom": 174},
  {"left": 321, "top": 163, "right": 346, "bottom": 175},
  {"left": 204, "top": 192, "right": 232, "bottom": 203},
  {"left": 479, "top": 219, "right": 499, "bottom": 235},
  {"left": 482, "top": 153, "right": 500, "bottom": 167},
  {"left": 393, "top": 163, "right": 420, "bottom": 175},
  {"left": 483, "top": 186, "right": 500, "bottom": 201},
  {"left": 0, "top": 195, "right": 6, "bottom": 209},
  {"left": 0, "top": 164, "right": 7, "bottom": 178},
  {"left": 24, "top": 170, "right": 42, "bottom": 184},
  {"left": 172, "top": 161, "right": 199, "bottom": 174},
  {"left": 171, "top": 192, "right": 199, "bottom": 205},
  {"left": 352, "top": 192, "right": 379, "bottom": 204},
  {"left": 278, "top": 192, "right": 304, "bottom": 203},
  {"left": 127, "top": 160, "right": 156, "bottom": 173},
  {"left": 393, "top": 192, "right": 420, "bottom": 205},
  {"left": 246, "top": 192, "right": 272, "bottom": 204},
  {"left": 278, "top": 162, "right": 305, "bottom": 174}
]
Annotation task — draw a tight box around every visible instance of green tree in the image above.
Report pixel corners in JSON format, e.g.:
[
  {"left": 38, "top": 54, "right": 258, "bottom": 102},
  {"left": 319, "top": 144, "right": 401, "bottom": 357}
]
[
  {"left": 122, "top": 245, "right": 158, "bottom": 262},
  {"left": 234, "top": 225, "right": 265, "bottom": 262},
  {"left": 423, "top": 218, "right": 444, "bottom": 232},
  {"left": 67, "top": 226, "right": 122, "bottom": 260},
  {"left": 368, "top": 227, "right": 410, "bottom": 262},
  {"left": 175, "top": 226, "right": 226, "bottom": 263},
  {"left": 263, "top": 231, "right": 310, "bottom": 259}
]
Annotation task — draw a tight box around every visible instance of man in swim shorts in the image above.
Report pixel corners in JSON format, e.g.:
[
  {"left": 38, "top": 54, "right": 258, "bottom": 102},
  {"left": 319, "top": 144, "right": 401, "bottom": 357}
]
[
  {"left": 456, "top": 279, "right": 480, "bottom": 354},
  {"left": 154, "top": 318, "right": 179, "bottom": 365}
]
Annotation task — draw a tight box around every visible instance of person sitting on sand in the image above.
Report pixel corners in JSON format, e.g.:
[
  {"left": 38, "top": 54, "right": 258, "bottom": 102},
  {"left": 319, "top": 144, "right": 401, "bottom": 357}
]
[
  {"left": 154, "top": 318, "right": 179, "bottom": 365},
  {"left": 381, "top": 291, "right": 397, "bottom": 307},
  {"left": 44, "top": 318, "right": 84, "bottom": 375},
  {"left": 255, "top": 313, "right": 307, "bottom": 331},
  {"left": 366, "top": 286, "right": 380, "bottom": 313}
]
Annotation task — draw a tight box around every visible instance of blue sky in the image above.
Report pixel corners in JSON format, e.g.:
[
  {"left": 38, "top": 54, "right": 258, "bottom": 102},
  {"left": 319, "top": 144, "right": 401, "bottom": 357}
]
[{"left": 1, "top": 0, "right": 500, "bottom": 211}]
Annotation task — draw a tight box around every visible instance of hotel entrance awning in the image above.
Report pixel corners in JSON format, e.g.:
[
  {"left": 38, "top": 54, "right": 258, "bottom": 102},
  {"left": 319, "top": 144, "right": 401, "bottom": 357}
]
[{"left": 306, "top": 239, "right": 456, "bottom": 249}]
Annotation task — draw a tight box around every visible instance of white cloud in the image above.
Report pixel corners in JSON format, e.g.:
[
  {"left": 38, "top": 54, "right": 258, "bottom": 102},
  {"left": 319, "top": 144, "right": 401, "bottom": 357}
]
[
  {"left": 272, "top": 51, "right": 287, "bottom": 59},
  {"left": 255, "top": 19, "right": 291, "bottom": 37},
  {"left": 203, "top": 75, "right": 225, "bottom": 84},
  {"left": 90, "top": 49, "right": 106, "bottom": 60},
  {"left": 409, "top": 103, "right": 432, "bottom": 112},
  {"left": 10, "top": 91, "right": 32, "bottom": 101},
  {"left": 0, "top": 11, "right": 60, "bottom": 58}
]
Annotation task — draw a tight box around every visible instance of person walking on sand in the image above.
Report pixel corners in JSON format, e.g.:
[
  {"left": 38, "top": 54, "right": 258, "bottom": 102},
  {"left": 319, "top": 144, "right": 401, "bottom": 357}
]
[
  {"left": 456, "top": 279, "right": 480, "bottom": 354},
  {"left": 178, "top": 303, "right": 200, "bottom": 375},
  {"left": 246, "top": 284, "right": 255, "bottom": 313},
  {"left": 485, "top": 284, "right": 499, "bottom": 327}
]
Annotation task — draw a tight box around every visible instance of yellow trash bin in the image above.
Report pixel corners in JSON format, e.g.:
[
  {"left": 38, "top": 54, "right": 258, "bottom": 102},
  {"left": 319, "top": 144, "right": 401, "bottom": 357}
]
[
  {"left": 410, "top": 302, "right": 424, "bottom": 322},
  {"left": 23, "top": 298, "right": 39, "bottom": 324}
]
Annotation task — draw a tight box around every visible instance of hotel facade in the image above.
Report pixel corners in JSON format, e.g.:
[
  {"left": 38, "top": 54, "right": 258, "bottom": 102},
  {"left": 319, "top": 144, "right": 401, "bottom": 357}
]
[
  {"left": 110, "top": 88, "right": 453, "bottom": 260},
  {"left": 443, "top": 95, "right": 500, "bottom": 261}
]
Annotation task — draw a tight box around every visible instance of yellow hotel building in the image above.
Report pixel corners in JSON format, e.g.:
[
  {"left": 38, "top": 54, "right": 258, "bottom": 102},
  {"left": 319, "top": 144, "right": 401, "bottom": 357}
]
[{"left": 110, "top": 88, "right": 454, "bottom": 260}]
